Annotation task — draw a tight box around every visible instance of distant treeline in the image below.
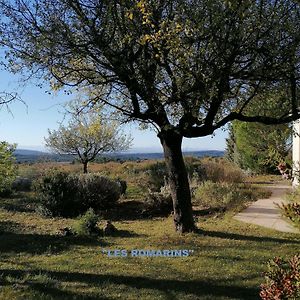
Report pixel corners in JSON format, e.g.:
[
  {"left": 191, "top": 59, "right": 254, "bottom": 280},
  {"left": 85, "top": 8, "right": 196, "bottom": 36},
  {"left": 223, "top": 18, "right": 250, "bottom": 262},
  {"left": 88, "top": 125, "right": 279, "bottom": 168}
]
[{"left": 14, "top": 149, "right": 224, "bottom": 164}]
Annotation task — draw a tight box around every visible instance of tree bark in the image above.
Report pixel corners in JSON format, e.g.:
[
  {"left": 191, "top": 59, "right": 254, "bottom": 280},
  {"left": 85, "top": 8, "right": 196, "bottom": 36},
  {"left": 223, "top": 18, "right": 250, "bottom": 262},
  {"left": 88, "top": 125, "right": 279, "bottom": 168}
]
[
  {"left": 159, "top": 130, "right": 196, "bottom": 233},
  {"left": 83, "top": 161, "right": 88, "bottom": 174}
]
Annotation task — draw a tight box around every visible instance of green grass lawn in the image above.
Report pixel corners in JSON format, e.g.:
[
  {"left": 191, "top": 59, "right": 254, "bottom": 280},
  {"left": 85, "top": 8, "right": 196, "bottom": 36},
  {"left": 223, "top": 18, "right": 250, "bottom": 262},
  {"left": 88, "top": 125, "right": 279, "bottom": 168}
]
[{"left": 0, "top": 192, "right": 299, "bottom": 300}]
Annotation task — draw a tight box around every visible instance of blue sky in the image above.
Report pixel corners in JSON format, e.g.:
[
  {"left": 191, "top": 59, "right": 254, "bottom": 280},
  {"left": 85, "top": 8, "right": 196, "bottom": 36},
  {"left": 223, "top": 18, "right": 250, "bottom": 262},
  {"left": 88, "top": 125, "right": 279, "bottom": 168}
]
[{"left": 0, "top": 70, "right": 228, "bottom": 152}]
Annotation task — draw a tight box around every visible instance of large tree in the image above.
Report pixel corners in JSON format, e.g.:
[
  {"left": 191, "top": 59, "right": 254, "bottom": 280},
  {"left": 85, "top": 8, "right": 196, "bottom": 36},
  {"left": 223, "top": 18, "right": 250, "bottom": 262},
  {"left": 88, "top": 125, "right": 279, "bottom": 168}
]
[
  {"left": 45, "top": 111, "right": 132, "bottom": 173},
  {"left": 226, "top": 121, "right": 292, "bottom": 174},
  {"left": 0, "top": 0, "right": 299, "bottom": 232}
]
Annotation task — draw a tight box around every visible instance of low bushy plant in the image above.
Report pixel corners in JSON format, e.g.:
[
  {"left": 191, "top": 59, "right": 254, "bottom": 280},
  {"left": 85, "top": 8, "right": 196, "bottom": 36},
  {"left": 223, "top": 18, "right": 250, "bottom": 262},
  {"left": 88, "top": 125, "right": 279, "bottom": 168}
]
[
  {"left": 279, "top": 188, "right": 300, "bottom": 230},
  {"left": 34, "top": 171, "right": 121, "bottom": 217},
  {"left": 193, "top": 181, "right": 266, "bottom": 212},
  {"left": 201, "top": 158, "right": 244, "bottom": 183},
  {"left": 142, "top": 185, "right": 173, "bottom": 217},
  {"left": 12, "top": 176, "right": 32, "bottom": 191},
  {"left": 0, "top": 141, "right": 17, "bottom": 196},
  {"left": 145, "top": 158, "right": 207, "bottom": 191},
  {"left": 75, "top": 173, "right": 121, "bottom": 210},
  {"left": 145, "top": 161, "right": 168, "bottom": 191},
  {"left": 116, "top": 179, "right": 127, "bottom": 195},
  {"left": 73, "top": 208, "right": 100, "bottom": 236},
  {"left": 279, "top": 203, "right": 300, "bottom": 230},
  {"left": 34, "top": 170, "right": 78, "bottom": 217},
  {"left": 260, "top": 255, "right": 300, "bottom": 300}
]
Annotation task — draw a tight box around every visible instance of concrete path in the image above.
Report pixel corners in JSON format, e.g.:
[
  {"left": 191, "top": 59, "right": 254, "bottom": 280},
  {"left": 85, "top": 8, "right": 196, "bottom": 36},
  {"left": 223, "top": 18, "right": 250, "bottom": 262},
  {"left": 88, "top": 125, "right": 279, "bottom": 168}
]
[{"left": 234, "top": 183, "right": 299, "bottom": 233}]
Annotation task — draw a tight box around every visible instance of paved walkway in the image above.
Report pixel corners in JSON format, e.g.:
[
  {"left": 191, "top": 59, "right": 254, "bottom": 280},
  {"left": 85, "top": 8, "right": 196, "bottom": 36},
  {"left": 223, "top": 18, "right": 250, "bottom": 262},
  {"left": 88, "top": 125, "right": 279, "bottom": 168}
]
[{"left": 234, "top": 183, "right": 299, "bottom": 233}]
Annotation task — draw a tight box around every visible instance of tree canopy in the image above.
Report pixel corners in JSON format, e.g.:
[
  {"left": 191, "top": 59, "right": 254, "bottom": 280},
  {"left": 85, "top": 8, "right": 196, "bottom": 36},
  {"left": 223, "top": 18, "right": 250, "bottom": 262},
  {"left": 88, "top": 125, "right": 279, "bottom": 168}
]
[
  {"left": 226, "top": 121, "right": 292, "bottom": 174},
  {"left": 0, "top": 0, "right": 299, "bottom": 232},
  {"left": 45, "top": 111, "right": 132, "bottom": 173}
]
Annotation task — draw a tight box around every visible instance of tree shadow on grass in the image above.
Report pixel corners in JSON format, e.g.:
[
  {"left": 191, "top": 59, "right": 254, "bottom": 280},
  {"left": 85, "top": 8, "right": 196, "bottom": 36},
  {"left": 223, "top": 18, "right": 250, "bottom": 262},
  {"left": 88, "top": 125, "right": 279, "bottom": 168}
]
[
  {"left": 100, "top": 200, "right": 147, "bottom": 221},
  {"left": 0, "top": 192, "right": 36, "bottom": 213},
  {"left": 0, "top": 279, "right": 109, "bottom": 300},
  {"left": 0, "top": 268, "right": 259, "bottom": 300},
  {"left": 106, "top": 229, "right": 147, "bottom": 238},
  {"left": 0, "top": 229, "right": 107, "bottom": 255},
  {"left": 194, "top": 228, "right": 300, "bottom": 244}
]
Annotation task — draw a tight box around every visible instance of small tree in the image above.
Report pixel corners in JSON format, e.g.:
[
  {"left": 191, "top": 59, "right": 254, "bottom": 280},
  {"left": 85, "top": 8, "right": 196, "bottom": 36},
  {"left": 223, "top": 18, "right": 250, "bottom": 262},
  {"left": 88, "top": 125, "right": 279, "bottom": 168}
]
[
  {"left": 45, "top": 112, "right": 132, "bottom": 173},
  {"left": 0, "top": 141, "right": 17, "bottom": 195}
]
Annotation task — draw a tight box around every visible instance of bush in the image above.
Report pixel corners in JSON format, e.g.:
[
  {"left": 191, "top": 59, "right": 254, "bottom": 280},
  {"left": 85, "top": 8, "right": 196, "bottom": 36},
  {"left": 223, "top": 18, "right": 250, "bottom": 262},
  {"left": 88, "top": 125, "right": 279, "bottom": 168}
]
[
  {"left": 142, "top": 185, "right": 173, "bottom": 217},
  {"left": 0, "top": 141, "right": 17, "bottom": 196},
  {"left": 144, "top": 158, "right": 244, "bottom": 193},
  {"left": 73, "top": 208, "right": 100, "bottom": 236},
  {"left": 116, "top": 179, "right": 127, "bottom": 195},
  {"left": 146, "top": 161, "right": 168, "bottom": 191},
  {"left": 260, "top": 255, "right": 300, "bottom": 300},
  {"left": 193, "top": 181, "right": 265, "bottom": 212},
  {"left": 279, "top": 188, "right": 300, "bottom": 230},
  {"left": 145, "top": 158, "right": 207, "bottom": 191},
  {"left": 279, "top": 203, "right": 300, "bottom": 230},
  {"left": 12, "top": 176, "right": 32, "bottom": 191},
  {"left": 34, "top": 171, "right": 121, "bottom": 217},
  {"left": 201, "top": 158, "right": 244, "bottom": 183},
  {"left": 34, "top": 170, "right": 78, "bottom": 217},
  {"left": 75, "top": 173, "right": 121, "bottom": 210}
]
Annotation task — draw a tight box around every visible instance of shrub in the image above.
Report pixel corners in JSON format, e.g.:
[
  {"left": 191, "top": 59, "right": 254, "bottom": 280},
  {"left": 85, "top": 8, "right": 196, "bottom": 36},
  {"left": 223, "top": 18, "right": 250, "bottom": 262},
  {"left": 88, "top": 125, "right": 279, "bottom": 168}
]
[
  {"left": 73, "top": 208, "right": 100, "bottom": 236},
  {"left": 75, "top": 173, "right": 121, "bottom": 210},
  {"left": 34, "top": 170, "right": 77, "bottom": 217},
  {"left": 12, "top": 176, "right": 32, "bottom": 191},
  {"left": 279, "top": 203, "right": 300, "bottom": 230},
  {"left": 34, "top": 171, "right": 121, "bottom": 217},
  {"left": 145, "top": 158, "right": 207, "bottom": 191},
  {"left": 116, "top": 179, "right": 127, "bottom": 195},
  {"left": 193, "top": 181, "right": 265, "bottom": 212},
  {"left": 201, "top": 159, "right": 244, "bottom": 183},
  {"left": 146, "top": 161, "right": 168, "bottom": 191},
  {"left": 0, "top": 141, "right": 17, "bottom": 196},
  {"left": 279, "top": 188, "right": 300, "bottom": 230},
  {"left": 142, "top": 185, "right": 173, "bottom": 217},
  {"left": 260, "top": 255, "right": 300, "bottom": 300}
]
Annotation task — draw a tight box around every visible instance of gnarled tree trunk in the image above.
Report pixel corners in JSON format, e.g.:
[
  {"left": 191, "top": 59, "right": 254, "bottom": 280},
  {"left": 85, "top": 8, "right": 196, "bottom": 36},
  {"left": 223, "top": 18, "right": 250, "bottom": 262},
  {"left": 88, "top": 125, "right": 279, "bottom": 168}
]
[
  {"left": 159, "top": 130, "right": 196, "bottom": 233},
  {"left": 83, "top": 161, "right": 88, "bottom": 174}
]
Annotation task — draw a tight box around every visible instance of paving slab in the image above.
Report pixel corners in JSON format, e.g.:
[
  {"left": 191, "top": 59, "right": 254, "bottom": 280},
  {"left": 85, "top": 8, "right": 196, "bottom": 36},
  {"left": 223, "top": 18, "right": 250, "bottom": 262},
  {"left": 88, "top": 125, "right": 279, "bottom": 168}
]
[{"left": 234, "top": 183, "right": 299, "bottom": 233}]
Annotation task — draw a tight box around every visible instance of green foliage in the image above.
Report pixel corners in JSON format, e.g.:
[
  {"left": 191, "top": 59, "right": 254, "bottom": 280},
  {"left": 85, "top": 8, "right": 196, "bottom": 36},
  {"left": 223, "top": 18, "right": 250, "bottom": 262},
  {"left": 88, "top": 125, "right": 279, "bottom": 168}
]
[
  {"left": 0, "top": 141, "right": 17, "bottom": 196},
  {"left": 34, "top": 171, "right": 121, "bottom": 217},
  {"left": 34, "top": 170, "right": 77, "bottom": 217},
  {"left": 144, "top": 158, "right": 207, "bottom": 191},
  {"left": 260, "top": 255, "right": 300, "bottom": 300},
  {"left": 143, "top": 185, "right": 173, "bottom": 217},
  {"left": 73, "top": 208, "right": 99, "bottom": 236},
  {"left": 75, "top": 173, "right": 121, "bottom": 210},
  {"left": 143, "top": 158, "right": 243, "bottom": 193},
  {"left": 1, "top": 1, "right": 299, "bottom": 139},
  {"left": 45, "top": 110, "right": 132, "bottom": 173},
  {"left": 225, "top": 123, "right": 240, "bottom": 165},
  {"left": 12, "top": 177, "right": 32, "bottom": 191},
  {"left": 145, "top": 161, "right": 168, "bottom": 191},
  {"left": 200, "top": 158, "right": 244, "bottom": 183},
  {"left": 193, "top": 181, "right": 268, "bottom": 212},
  {"left": 280, "top": 203, "right": 300, "bottom": 230},
  {"left": 229, "top": 121, "right": 291, "bottom": 174},
  {"left": 116, "top": 179, "right": 127, "bottom": 195},
  {"left": 279, "top": 185, "right": 300, "bottom": 230}
]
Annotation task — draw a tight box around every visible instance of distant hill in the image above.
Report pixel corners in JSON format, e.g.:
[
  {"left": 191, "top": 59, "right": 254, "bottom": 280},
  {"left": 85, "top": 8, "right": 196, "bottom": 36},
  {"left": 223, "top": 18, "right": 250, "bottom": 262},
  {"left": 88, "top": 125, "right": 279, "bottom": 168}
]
[
  {"left": 102, "top": 150, "right": 224, "bottom": 161},
  {"left": 14, "top": 148, "right": 224, "bottom": 163},
  {"left": 14, "top": 149, "right": 49, "bottom": 156},
  {"left": 14, "top": 149, "right": 72, "bottom": 163}
]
